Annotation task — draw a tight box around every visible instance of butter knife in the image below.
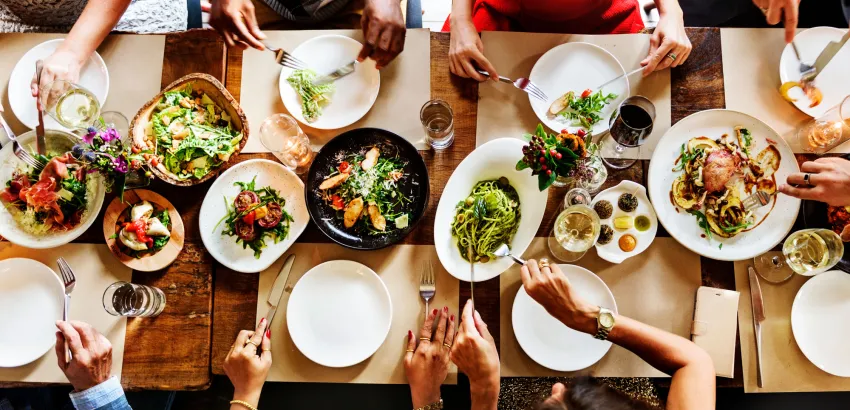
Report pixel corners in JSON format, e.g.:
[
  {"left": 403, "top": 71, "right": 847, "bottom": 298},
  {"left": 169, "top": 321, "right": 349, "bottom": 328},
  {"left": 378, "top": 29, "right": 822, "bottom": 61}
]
[
  {"left": 34, "top": 60, "right": 46, "bottom": 155},
  {"left": 263, "top": 254, "right": 297, "bottom": 327},
  {"left": 809, "top": 30, "right": 850, "bottom": 81},
  {"left": 467, "top": 245, "right": 475, "bottom": 310},
  {"left": 748, "top": 266, "right": 766, "bottom": 388},
  {"left": 313, "top": 61, "right": 357, "bottom": 86}
]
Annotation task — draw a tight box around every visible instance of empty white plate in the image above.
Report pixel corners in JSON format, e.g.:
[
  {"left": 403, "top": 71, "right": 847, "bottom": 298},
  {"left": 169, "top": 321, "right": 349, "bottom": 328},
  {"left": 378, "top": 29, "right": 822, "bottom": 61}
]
[
  {"left": 0, "top": 258, "right": 64, "bottom": 367},
  {"left": 287, "top": 260, "right": 392, "bottom": 367},
  {"left": 529, "top": 42, "right": 629, "bottom": 135},
  {"left": 780, "top": 27, "right": 850, "bottom": 118},
  {"left": 278, "top": 35, "right": 380, "bottom": 130},
  {"left": 792, "top": 270, "right": 850, "bottom": 377},
  {"left": 8, "top": 39, "right": 109, "bottom": 130},
  {"left": 512, "top": 264, "right": 617, "bottom": 372},
  {"left": 199, "top": 159, "right": 310, "bottom": 273}
]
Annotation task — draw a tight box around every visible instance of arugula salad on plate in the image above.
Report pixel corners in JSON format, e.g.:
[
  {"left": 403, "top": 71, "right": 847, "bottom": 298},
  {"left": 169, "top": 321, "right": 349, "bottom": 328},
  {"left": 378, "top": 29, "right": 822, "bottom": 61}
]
[{"left": 216, "top": 176, "right": 294, "bottom": 259}]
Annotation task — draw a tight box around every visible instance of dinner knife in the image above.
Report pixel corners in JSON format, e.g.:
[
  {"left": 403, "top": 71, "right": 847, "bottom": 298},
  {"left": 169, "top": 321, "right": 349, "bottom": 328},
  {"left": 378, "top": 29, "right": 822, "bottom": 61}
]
[
  {"left": 34, "top": 60, "right": 46, "bottom": 155},
  {"left": 313, "top": 61, "right": 357, "bottom": 86},
  {"left": 263, "top": 254, "right": 297, "bottom": 327},
  {"left": 592, "top": 67, "right": 644, "bottom": 94},
  {"left": 809, "top": 30, "right": 850, "bottom": 81},
  {"left": 467, "top": 245, "right": 475, "bottom": 310},
  {"left": 748, "top": 266, "right": 766, "bottom": 388}
]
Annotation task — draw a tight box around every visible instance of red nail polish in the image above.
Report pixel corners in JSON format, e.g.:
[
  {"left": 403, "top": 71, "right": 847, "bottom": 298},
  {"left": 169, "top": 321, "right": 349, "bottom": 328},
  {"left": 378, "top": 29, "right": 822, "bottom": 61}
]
[
  {"left": 443, "top": 306, "right": 448, "bottom": 312},
  {"left": 432, "top": 308, "right": 438, "bottom": 315},
  {"left": 260, "top": 318, "right": 266, "bottom": 325},
  {"left": 266, "top": 329, "right": 271, "bottom": 338},
  {"left": 450, "top": 314, "right": 455, "bottom": 321},
  {"left": 408, "top": 330, "right": 413, "bottom": 338}
]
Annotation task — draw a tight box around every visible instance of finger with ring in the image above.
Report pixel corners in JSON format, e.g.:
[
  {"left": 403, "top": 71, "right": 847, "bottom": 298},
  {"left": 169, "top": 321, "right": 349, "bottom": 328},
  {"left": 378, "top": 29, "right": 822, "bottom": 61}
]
[
  {"left": 666, "top": 53, "right": 677, "bottom": 61},
  {"left": 803, "top": 173, "right": 813, "bottom": 187}
]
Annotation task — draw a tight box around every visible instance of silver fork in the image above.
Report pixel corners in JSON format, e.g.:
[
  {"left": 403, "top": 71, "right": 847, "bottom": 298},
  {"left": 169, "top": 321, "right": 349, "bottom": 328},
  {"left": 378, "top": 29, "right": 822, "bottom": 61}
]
[
  {"left": 743, "top": 191, "right": 772, "bottom": 211},
  {"left": 419, "top": 261, "right": 436, "bottom": 320},
  {"left": 57, "top": 257, "right": 77, "bottom": 362},
  {"left": 263, "top": 43, "right": 309, "bottom": 71},
  {"left": 790, "top": 41, "right": 816, "bottom": 82},
  {"left": 0, "top": 103, "right": 44, "bottom": 169},
  {"left": 477, "top": 70, "right": 548, "bottom": 102}
]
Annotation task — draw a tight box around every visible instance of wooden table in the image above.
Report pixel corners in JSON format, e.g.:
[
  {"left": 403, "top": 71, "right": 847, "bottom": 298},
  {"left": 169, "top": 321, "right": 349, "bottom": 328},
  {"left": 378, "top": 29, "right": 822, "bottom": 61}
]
[{"left": 1, "top": 27, "right": 761, "bottom": 392}]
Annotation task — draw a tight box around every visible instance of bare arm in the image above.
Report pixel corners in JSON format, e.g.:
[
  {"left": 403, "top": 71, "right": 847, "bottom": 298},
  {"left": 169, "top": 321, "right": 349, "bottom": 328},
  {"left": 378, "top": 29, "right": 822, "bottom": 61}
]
[
  {"left": 641, "top": 0, "right": 692, "bottom": 73},
  {"left": 447, "top": 0, "right": 498, "bottom": 81},
  {"left": 521, "top": 261, "right": 715, "bottom": 410}
]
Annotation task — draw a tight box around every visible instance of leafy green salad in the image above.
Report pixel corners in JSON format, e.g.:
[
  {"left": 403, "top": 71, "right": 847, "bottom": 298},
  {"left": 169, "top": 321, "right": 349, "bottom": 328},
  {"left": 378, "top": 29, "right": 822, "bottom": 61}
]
[
  {"left": 146, "top": 84, "right": 243, "bottom": 181},
  {"left": 549, "top": 89, "right": 618, "bottom": 129},
  {"left": 215, "top": 176, "right": 294, "bottom": 259},
  {"left": 287, "top": 69, "right": 335, "bottom": 123}
]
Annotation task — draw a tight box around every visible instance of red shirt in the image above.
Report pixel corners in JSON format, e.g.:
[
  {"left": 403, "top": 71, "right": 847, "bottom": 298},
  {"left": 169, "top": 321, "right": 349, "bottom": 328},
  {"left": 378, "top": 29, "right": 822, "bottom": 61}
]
[{"left": 442, "top": 0, "right": 644, "bottom": 34}]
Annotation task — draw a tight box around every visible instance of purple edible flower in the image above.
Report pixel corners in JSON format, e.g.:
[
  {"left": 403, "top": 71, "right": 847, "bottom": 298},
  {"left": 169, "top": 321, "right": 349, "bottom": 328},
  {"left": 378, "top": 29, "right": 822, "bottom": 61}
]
[
  {"left": 112, "top": 156, "right": 129, "bottom": 173},
  {"left": 83, "top": 127, "right": 98, "bottom": 144},
  {"left": 101, "top": 128, "right": 121, "bottom": 143}
]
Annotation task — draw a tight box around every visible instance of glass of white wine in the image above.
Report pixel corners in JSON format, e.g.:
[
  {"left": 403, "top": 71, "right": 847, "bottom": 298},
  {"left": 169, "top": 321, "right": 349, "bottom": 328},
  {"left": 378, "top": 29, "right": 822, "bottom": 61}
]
[
  {"left": 39, "top": 79, "right": 101, "bottom": 130},
  {"left": 753, "top": 228, "right": 844, "bottom": 283},
  {"left": 259, "top": 113, "right": 314, "bottom": 174},
  {"left": 548, "top": 188, "right": 601, "bottom": 262}
]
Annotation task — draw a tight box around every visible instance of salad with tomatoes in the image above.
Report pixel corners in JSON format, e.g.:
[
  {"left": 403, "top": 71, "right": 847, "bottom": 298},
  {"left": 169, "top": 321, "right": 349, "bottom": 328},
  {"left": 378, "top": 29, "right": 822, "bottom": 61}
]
[
  {"left": 318, "top": 147, "right": 410, "bottom": 234},
  {"left": 548, "top": 88, "right": 618, "bottom": 130},
  {"left": 216, "top": 176, "right": 294, "bottom": 258}
]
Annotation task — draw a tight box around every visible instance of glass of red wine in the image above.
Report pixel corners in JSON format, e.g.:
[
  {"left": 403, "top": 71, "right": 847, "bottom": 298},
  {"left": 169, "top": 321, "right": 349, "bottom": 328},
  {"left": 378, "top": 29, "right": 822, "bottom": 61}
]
[{"left": 600, "top": 96, "right": 655, "bottom": 169}]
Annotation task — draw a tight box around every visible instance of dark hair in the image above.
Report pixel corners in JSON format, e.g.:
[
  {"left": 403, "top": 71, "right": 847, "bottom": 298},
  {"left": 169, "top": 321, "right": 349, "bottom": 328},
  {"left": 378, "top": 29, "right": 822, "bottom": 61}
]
[{"left": 534, "top": 377, "right": 657, "bottom": 410}]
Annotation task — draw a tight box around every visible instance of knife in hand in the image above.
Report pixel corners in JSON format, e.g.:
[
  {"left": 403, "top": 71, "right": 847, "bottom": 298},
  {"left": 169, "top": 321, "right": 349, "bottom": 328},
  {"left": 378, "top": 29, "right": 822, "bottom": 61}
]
[
  {"left": 748, "top": 266, "right": 766, "bottom": 388},
  {"left": 263, "top": 254, "right": 297, "bottom": 327}
]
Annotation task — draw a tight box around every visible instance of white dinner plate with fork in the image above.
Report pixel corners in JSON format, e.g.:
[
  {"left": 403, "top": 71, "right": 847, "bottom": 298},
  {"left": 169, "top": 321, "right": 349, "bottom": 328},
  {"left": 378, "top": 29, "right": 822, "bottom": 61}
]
[
  {"left": 0, "top": 258, "right": 64, "bottom": 367},
  {"left": 780, "top": 27, "right": 850, "bottom": 118}
]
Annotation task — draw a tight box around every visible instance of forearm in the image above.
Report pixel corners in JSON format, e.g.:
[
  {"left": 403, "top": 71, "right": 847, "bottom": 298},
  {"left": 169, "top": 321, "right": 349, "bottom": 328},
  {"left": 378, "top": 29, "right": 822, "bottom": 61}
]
[
  {"left": 231, "top": 389, "right": 261, "bottom": 410},
  {"left": 654, "top": 0, "right": 683, "bottom": 16},
  {"left": 60, "top": 0, "right": 131, "bottom": 61},
  {"left": 451, "top": 0, "right": 475, "bottom": 24},
  {"left": 469, "top": 385, "right": 499, "bottom": 410}
]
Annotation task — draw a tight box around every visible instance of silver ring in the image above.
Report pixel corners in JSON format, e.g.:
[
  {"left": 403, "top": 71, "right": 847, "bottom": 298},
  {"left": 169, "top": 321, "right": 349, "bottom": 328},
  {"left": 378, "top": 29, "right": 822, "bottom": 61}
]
[
  {"left": 803, "top": 173, "right": 813, "bottom": 187},
  {"left": 666, "top": 53, "right": 677, "bottom": 61}
]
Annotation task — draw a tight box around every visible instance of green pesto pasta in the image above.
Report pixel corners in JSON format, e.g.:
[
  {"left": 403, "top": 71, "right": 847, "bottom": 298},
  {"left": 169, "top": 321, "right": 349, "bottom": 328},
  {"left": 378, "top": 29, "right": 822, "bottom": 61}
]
[{"left": 451, "top": 177, "right": 521, "bottom": 262}]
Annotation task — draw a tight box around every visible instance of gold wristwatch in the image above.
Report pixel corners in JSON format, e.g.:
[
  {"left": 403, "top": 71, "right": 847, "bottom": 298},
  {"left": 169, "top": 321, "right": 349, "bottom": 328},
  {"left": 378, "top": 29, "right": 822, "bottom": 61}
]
[{"left": 594, "top": 307, "right": 615, "bottom": 340}]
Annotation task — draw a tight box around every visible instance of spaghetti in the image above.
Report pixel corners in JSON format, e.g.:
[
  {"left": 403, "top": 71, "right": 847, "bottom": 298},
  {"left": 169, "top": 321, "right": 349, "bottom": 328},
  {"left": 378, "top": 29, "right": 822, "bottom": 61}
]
[{"left": 451, "top": 177, "right": 521, "bottom": 262}]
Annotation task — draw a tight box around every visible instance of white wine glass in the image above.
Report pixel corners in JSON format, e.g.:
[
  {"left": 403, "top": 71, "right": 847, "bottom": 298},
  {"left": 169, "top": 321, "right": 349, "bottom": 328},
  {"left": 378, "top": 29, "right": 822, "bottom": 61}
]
[
  {"left": 548, "top": 188, "right": 601, "bottom": 262},
  {"left": 39, "top": 79, "right": 101, "bottom": 130},
  {"left": 753, "top": 228, "right": 844, "bottom": 283},
  {"left": 794, "top": 95, "right": 850, "bottom": 154}
]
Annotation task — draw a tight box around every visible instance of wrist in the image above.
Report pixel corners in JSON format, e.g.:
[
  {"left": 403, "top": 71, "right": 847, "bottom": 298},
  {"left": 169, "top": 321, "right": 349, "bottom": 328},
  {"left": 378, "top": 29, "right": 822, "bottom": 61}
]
[
  {"left": 54, "top": 44, "right": 88, "bottom": 66},
  {"left": 556, "top": 302, "right": 598, "bottom": 335},
  {"left": 410, "top": 387, "right": 441, "bottom": 408},
  {"left": 470, "top": 382, "right": 499, "bottom": 410},
  {"left": 232, "top": 388, "right": 261, "bottom": 408}
]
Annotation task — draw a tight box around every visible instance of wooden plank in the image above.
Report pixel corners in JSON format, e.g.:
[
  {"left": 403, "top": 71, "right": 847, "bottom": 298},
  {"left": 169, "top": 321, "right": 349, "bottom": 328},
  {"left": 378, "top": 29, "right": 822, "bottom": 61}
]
[
  {"left": 671, "top": 28, "right": 725, "bottom": 124},
  {"left": 161, "top": 29, "right": 226, "bottom": 89}
]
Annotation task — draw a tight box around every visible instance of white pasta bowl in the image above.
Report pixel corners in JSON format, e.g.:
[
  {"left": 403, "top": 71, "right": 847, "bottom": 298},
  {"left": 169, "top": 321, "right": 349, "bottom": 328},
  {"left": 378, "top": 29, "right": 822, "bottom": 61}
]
[
  {"left": 434, "top": 138, "right": 549, "bottom": 282},
  {"left": 0, "top": 130, "right": 106, "bottom": 249}
]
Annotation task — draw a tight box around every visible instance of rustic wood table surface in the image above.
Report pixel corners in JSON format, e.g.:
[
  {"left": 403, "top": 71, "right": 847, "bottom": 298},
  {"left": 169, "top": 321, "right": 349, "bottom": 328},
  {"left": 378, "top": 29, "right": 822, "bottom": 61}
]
[{"left": 3, "top": 27, "right": 816, "bottom": 393}]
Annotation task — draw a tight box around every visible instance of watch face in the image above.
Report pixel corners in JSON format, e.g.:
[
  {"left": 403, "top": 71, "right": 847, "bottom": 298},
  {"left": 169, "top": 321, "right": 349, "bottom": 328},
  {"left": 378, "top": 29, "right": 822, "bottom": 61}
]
[{"left": 599, "top": 312, "right": 615, "bottom": 328}]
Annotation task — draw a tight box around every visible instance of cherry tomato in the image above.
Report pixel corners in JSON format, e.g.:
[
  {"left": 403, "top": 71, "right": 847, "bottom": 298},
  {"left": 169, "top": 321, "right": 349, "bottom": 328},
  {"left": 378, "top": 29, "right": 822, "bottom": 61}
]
[
  {"left": 242, "top": 210, "right": 256, "bottom": 225},
  {"left": 338, "top": 161, "right": 351, "bottom": 174},
  {"left": 331, "top": 195, "right": 345, "bottom": 210},
  {"left": 581, "top": 89, "right": 592, "bottom": 99},
  {"left": 125, "top": 220, "right": 153, "bottom": 248},
  {"left": 576, "top": 129, "right": 587, "bottom": 137}
]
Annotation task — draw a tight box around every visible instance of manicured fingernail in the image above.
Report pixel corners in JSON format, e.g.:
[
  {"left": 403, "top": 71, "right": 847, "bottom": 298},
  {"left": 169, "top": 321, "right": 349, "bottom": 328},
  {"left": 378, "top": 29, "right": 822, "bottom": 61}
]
[
  {"left": 432, "top": 308, "right": 438, "bottom": 315},
  {"left": 408, "top": 330, "right": 413, "bottom": 339},
  {"left": 266, "top": 329, "right": 271, "bottom": 338},
  {"left": 260, "top": 318, "right": 266, "bottom": 325},
  {"left": 443, "top": 306, "right": 448, "bottom": 312},
  {"left": 450, "top": 314, "right": 455, "bottom": 321}
]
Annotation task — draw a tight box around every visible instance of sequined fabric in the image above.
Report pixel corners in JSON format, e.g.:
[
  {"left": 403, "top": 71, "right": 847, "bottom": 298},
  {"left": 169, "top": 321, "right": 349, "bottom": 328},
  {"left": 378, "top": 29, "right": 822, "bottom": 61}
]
[
  {"left": 0, "top": 0, "right": 187, "bottom": 33},
  {"left": 499, "top": 377, "right": 662, "bottom": 409}
]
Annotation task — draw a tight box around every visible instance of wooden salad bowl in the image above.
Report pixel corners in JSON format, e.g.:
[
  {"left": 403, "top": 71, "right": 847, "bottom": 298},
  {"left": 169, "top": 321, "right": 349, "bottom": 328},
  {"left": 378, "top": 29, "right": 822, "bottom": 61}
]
[
  {"left": 129, "top": 73, "right": 249, "bottom": 186},
  {"left": 103, "top": 189, "right": 185, "bottom": 272}
]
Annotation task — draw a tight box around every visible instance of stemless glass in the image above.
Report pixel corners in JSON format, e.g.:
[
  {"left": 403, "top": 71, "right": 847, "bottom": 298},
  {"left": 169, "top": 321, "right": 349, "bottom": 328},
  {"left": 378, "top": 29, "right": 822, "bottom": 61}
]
[
  {"left": 420, "top": 99, "right": 454, "bottom": 150},
  {"left": 259, "top": 113, "right": 315, "bottom": 174},
  {"left": 39, "top": 79, "right": 101, "bottom": 129},
  {"left": 795, "top": 95, "right": 850, "bottom": 154},
  {"left": 548, "top": 188, "right": 601, "bottom": 262},
  {"left": 102, "top": 281, "right": 166, "bottom": 317},
  {"left": 753, "top": 228, "right": 844, "bottom": 283},
  {"left": 600, "top": 96, "right": 656, "bottom": 169}
]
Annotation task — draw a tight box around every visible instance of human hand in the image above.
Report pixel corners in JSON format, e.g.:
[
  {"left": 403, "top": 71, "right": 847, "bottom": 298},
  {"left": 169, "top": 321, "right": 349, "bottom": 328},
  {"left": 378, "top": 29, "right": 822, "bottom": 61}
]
[
  {"left": 640, "top": 7, "right": 692, "bottom": 75},
  {"left": 448, "top": 17, "right": 497, "bottom": 82},
  {"left": 404, "top": 306, "right": 456, "bottom": 408},
  {"left": 753, "top": 0, "right": 799, "bottom": 43},
  {"left": 206, "top": 0, "right": 266, "bottom": 50},
  {"left": 779, "top": 157, "right": 850, "bottom": 207},
  {"left": 31, "top": 48, "right": 84, "bottom": 101},
  {"left": 358, "top": 0, "right": 406, "bottom": 69},
  {"left": 520, "top": 259, "right": 598, "bottom": 334},
  {"left": 223, "top": 318, "right": 272, "bottom": 407},
  {"left": 450, "top": 300, "right": 499, "bottom": 407},
  {"left": 55, "top": 321, "right": 113, "bottom": 392}
]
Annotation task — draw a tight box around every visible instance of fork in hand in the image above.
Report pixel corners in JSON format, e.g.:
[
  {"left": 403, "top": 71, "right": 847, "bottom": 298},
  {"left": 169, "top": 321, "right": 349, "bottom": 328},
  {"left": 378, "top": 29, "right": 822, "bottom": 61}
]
[
  {"left": 57, "top": 257, "right": 77, "bottom": 363},
  {"left": 476, "top": 70, "right": 548, "bottom": 102},
  {"left": 263, "top": 43, "right": 309, "bottom": 71},
  {"left": 419, "top": 261, "right": 436, "bottom": 320}
]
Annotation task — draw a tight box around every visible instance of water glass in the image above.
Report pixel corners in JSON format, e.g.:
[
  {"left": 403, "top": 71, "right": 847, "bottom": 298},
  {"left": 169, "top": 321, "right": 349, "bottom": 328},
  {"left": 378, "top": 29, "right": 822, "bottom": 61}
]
[
  {"left": 600, "top": 96, "right": 656, "bottom": 169},
  {"left": 102, "top": 281, "right": 166, "bottom": 317},
  {"left": 39, "top": 79, "right": 101, "bottom": 129},
  {"left": 420, "top": 99, "right": 454, "bottom": 150},
  {"left": 259, "top": 114, "right": 315, "bottom": 174},
  {"left": 795, "top": 95, "right": 850, "bottom": 154}
]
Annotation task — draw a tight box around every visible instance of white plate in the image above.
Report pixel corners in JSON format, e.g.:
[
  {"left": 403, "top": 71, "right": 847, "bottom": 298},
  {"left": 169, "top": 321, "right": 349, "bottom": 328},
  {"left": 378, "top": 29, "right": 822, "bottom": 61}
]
[
  {"left": 287, "top": 260, "right": 392, "bottom": 367},
  {"left": 529, "top": 42, "right": 629, "bottom": 135},
  {"left": 512, "top": 264, "right": 617, "bottom": 371},
  {"left": 780, "top": 27, "right": 850, "bottom": 118},
  {"left": 0, "top": 258, "right": 64, "bottom": 367},
  {"left": 199, "top": 159, "right": 309, "bottom": 273},
  {"left": 8, "top": 39, "right": 109, "bottom": 131},
  {"left": 278, "top": 35, "right": 380, "bottom": 130},
  {"left": 0, "top": 130, "right": 106, "bottom": 249},
  {"left": 592, "top": 180, "right": 658, "bottom": 264},
  {"left": 647, "top": 109, "right": 801, "bottom": 261},
  {"left": 792, "top": 270, "right": 850, "bottom": 377},
  {"left": 434, "top": 138, "right": 549, "bottom": 282}
]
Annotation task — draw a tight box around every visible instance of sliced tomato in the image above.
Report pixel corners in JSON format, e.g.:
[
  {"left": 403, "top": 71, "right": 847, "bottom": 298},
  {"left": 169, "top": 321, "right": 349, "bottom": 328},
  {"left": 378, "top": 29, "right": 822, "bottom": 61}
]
[
  {"left": 581, "top": 89, "right": 592, "bottom": 99},
  {"left": 257, "top": 203, "right": 283, "bottom": 228},
  {"left": 338, "top": 161, "right": 352, "bottom": 174},
  {"left": 242, "top": 210, "right": 256, "bottom": 225},
  {"left": 331, "top": 195, "right": 345, "bottom": 210}
]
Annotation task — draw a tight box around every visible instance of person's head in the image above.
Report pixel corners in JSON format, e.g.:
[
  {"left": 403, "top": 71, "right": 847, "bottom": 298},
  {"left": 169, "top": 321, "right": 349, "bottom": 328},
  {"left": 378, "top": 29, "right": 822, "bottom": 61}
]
[{"left": 535, "top": 377, "right": 657, "bottom": 410}]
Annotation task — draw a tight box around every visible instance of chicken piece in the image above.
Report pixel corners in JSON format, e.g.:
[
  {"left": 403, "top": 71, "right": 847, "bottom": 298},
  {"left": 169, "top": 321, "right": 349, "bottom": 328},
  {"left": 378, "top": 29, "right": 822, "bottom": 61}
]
[
  {"left": 703, "top": 149, "right": 741, "bottom": 193},
  {"left": 367, "top": 204, "right": 386, "bottom": 231},
  {"left": 343, "top": 197, "right": 365, "bottom": 228},
  {"left": 361, "top": 147, "right": 380, "bottom": 170},
  {"left": 319, "top": 173, "right": 349, "bottom": 190}
]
